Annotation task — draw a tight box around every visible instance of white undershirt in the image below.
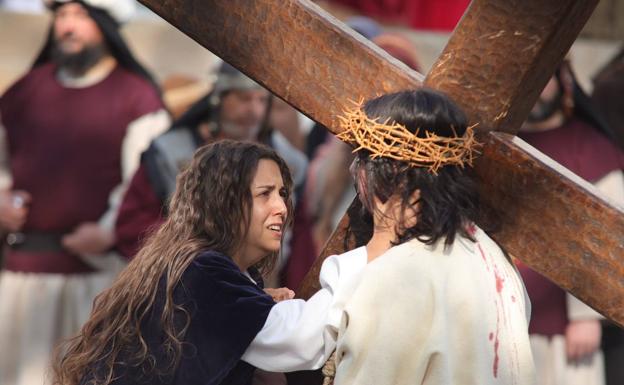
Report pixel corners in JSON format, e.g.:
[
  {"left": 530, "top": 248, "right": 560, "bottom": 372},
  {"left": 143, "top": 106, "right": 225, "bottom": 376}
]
[{"left": 241, "top": 246, "right": 368, "bottom": 372}]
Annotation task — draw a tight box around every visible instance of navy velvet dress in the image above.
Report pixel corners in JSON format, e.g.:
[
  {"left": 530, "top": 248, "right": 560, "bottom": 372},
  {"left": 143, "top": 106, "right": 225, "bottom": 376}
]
[{"left": 82, "top": 250, "right": 276, "bottom": 385}]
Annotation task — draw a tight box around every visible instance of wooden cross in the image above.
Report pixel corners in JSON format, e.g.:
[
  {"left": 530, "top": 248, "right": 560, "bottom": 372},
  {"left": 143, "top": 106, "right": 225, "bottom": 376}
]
[{"left": 139, "top": 0, "right": 624, "bottom": 327}]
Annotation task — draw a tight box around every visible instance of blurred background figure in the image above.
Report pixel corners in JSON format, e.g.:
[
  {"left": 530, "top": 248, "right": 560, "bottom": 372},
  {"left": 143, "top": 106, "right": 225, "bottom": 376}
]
[
  {"left": 590, "top": 48, "right": 624, "bottom": 385},
  {"left": 592, "top": 48, "right": 624, "bottom": 151},
  {"left": 516, "top": 59, "right": 624, "bottom": 385},
  {"left": 0, "top": 1, "right": 169, "bottom": 384},
  {"left": 269, "top": 96, "right": 309, "bottom": 154}
]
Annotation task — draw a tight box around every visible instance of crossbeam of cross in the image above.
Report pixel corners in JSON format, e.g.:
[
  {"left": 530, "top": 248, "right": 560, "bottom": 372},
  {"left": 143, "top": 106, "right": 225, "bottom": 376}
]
[{"left": 139, "top": 0, "right": 624, "bottom": 327}]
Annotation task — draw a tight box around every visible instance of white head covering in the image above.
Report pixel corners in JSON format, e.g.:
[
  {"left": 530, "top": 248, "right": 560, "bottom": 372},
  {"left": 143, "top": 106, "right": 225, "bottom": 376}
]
[{"left": 44, "top": 0, "right": 136, "bottom": 24}]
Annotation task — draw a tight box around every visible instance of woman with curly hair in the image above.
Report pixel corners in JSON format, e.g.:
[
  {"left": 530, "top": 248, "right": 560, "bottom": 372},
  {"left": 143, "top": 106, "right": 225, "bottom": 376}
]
[{"left": 53, "top": 140, "right": 366, "bottom": 385}]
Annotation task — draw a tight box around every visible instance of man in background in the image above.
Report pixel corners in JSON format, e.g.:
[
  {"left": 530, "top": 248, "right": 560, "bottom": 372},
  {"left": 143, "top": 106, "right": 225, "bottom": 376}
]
[
  {"left": 115, "top": 63, "right": 308, "bottom": 278},
  {"left": 0, "top": 1, "right": 169, "bottom": 383}
]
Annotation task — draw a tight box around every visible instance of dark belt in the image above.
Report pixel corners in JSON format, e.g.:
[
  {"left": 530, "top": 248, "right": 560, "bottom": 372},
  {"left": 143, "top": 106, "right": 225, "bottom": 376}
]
[{"left": 5, "top": 232, "right": 66, "bottom": 253}]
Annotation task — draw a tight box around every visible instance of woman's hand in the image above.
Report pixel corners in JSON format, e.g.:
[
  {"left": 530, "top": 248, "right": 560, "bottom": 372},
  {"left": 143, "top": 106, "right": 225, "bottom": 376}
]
[{"left": 264, "top": 287, "right": 295, "bottom": 302}]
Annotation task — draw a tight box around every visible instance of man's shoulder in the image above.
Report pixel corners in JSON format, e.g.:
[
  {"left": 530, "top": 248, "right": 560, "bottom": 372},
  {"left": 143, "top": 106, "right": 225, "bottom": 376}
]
[
  {"left": 565, "top": 118, "right": 615, "bottom": 148},
  {"left": 20, "top": 62, "right": 56, "bottom": 81},
  {"left": 146, "top": 127, "right": 196, "bottom": 167},
  {"left": 361, "top": 242, "right": 426, "bottom": 283},
  {"left": 2, "top": 63, "right": 55, "bottom": 99},
  {"left": 110, "top": 66, "right": 152, "bottom": 87},
  {"left": 152, "top": 127, "right": 195, "bottom": 147},
  {"left": 109, "top": 66, "right": 164, "bottom": 116},
  {"left": 364, "top": 236, "right": 478, "bottom": 278}
]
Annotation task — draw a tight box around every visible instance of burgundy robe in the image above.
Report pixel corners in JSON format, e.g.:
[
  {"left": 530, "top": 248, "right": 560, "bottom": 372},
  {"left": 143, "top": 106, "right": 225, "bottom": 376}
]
[{"left": 0, "top": 62, "right": 164, "bottom": 273}]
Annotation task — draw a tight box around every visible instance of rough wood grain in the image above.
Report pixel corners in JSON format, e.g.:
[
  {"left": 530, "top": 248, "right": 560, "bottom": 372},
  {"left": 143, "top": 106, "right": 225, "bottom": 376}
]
[
  {"left": 298, "top": 131, "right": 624, "bottom": 327},
  {"left": 477, "top": 132, "right": 624, "bottom": 323},
  {"left": 425, "top": 0, "right": 598, "bottom": 134},
  {"left": 139, "top": 0, "right": 423, "bottom": 132}
]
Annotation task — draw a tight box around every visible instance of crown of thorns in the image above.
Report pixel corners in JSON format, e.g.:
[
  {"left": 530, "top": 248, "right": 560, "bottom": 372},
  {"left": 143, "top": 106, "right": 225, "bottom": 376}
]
[{"left": 336, "top": 101, "right": 481, "bottom": 174}]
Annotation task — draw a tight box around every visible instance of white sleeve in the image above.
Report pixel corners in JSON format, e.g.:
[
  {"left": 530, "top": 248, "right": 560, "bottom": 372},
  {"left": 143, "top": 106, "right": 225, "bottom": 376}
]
[
  {"left": 241, "top": 249, "right": 367, "bottom": 372},
  {"left": 120, "top": 109, "right": 171, "bottom": 182},
  {"left": 0, "top": 115, "right": 12, "bottom": 190}
]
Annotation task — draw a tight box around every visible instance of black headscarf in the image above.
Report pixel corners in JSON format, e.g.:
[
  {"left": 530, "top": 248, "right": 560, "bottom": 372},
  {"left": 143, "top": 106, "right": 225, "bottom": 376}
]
[
  {"left": 558, "top": 62, "right": 618, "bottom": 144},
  {"left": 32, "top": 0, "right": 159, "bottom": 92}
]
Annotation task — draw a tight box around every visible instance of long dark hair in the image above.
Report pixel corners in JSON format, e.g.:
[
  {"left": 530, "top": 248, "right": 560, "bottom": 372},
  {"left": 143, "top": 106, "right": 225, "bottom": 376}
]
[
  {"left": 53, "top": 140, "right": 293, "bottom": 385},
  {"left": 351, "top": 89, "right": 479, "bottom": 247}
]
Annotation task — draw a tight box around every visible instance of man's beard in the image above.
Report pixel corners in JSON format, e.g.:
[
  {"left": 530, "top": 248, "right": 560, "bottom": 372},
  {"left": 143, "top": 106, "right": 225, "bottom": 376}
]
[{"left": 51, "top": 40, "right": 108, "bottom": 77}]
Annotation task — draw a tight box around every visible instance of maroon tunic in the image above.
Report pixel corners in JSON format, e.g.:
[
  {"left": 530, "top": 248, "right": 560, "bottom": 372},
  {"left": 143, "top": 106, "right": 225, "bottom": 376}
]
[
  {"left": 0, "top": 62, "right": 164, "bottom": 273},
  {"left": 517, "top": 118, "right": 624, "bottom": 336}
]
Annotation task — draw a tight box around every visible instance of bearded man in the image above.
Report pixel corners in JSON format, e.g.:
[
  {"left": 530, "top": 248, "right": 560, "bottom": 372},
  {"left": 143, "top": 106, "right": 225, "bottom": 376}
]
[{"left": 0, "top": 1, "right": 170, "bottom": 383}]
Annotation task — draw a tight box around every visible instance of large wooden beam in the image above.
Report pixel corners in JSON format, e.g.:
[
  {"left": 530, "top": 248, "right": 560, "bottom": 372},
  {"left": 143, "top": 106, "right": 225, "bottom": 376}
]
[
  {"left": 298, "top": 131, "right": 624, "bottom": 327},
  {"left": 138, "top": 0, "right": 624, "bottom": 325},
  {"left": 477, "top": 133, "right": 624, "bottom": 321},
  {"left": 425, "top": 0, "right": 598, "bottom": 134},
  {"left": 140, "top": 0, "right": 423, "bottom": 131}
]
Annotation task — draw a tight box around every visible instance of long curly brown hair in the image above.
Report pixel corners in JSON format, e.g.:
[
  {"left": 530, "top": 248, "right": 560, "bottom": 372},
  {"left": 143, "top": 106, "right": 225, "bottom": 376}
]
[{"left": 53, "top": 140, "right": 294, "bottom": 385}]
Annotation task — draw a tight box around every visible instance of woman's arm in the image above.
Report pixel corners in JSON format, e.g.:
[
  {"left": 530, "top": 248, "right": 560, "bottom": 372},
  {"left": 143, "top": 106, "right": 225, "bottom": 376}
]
[{"left": 241, "top": 248, "right": 367, "bottom": 372}]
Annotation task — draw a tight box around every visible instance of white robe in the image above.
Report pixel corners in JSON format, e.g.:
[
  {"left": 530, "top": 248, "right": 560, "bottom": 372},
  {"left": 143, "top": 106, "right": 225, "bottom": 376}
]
[{"left": 333, "top": 227, "right": 536, "bottom": 385}]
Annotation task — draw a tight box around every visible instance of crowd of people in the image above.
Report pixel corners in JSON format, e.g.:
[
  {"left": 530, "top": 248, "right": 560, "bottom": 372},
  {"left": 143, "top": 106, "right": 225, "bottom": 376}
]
[{"left": 0, "top": 1, "right": 623, "bottom": 385}]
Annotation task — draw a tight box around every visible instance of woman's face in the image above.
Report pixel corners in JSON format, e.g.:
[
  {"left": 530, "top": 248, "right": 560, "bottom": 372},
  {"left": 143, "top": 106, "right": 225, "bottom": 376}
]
[{"left": 236, "top": 159, "right": 288, "bottom": 270}]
